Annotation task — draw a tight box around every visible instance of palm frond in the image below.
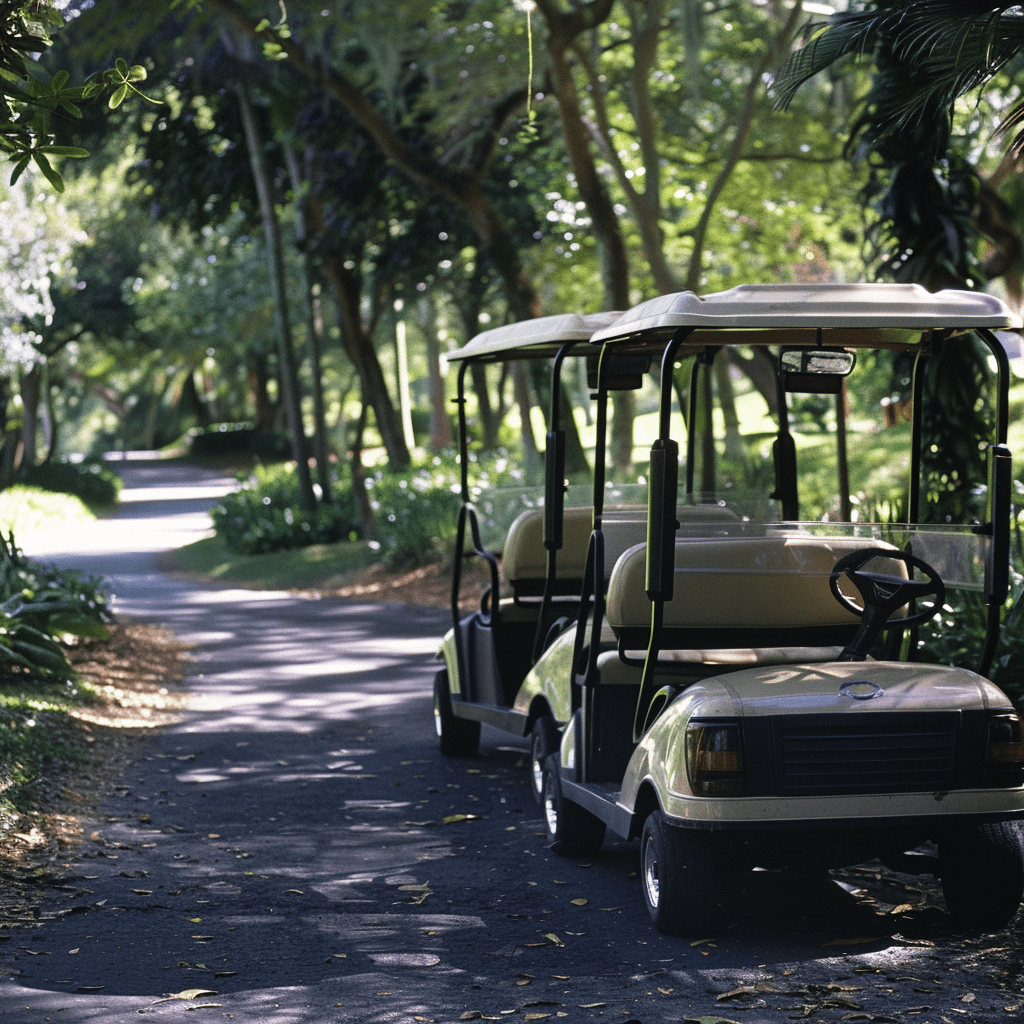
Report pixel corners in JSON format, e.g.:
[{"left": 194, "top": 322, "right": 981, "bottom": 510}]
[
  {"left": 773, "top": 2, "right": 1024, "bottom": 118},
  {"left": 771, "top": 11, "right": 882, "bottom": 110}
]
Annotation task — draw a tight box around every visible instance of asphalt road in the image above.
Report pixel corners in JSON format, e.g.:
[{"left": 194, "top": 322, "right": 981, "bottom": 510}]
[{"left": 0, "top": 458, "right": 1022, "bottom": 1023}]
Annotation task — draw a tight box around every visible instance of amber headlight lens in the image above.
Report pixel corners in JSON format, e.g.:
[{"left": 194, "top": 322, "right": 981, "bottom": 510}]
[
  {"left": 987, "top": 714, "right": 1024, "bottom": 775},
  {"left": 685, "top": 720, "right": 745, "bottom": 796}
]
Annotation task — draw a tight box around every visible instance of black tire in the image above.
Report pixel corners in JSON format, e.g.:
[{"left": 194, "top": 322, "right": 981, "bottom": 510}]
[
  {"left": 939, "top": 820, "right": 1024, "bottom": 931},
  {"left": 529, "top": 715, "right": 559, "bottom": 805},
  {"left": 640, "top": 811, "right": 717, "bottom": 936},
  {"left": 433, "top": 669, "right": 480, "bottom": 758},
  {"left": 543, "top": 755, "right": 606, "bottom": 857}
]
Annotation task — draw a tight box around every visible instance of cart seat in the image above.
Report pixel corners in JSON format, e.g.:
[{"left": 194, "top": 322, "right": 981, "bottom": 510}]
[
  {"left": 503, "top": 506, "right": 593, "bottom": 600},
  {"left": 606, "top": 535, "right": 906, "bottom": 657},
  {"left": 503, "top": 503, "right": 742, "bottom": 602}
]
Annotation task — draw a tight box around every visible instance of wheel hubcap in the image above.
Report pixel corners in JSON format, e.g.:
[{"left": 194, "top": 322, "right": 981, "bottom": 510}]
[
  {"left": 544, "top": 789, "right": 558, "bottom": 837},
  {"left": 644, "top": 839, "right": 661, "bottom": 909},
  {"left": 531, "top": 739, "right": 544, "bottom": 796}
]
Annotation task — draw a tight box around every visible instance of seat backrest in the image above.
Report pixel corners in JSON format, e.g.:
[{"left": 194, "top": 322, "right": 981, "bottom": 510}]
[
  {"left": 504, "top": 503, "right": 744, "bottom": 598},
  {"left": 606, "top": 534, "right": 906, "bottom": 648},
  {"left": 503, "top": 506, "right": 593, "bottom": 595}
]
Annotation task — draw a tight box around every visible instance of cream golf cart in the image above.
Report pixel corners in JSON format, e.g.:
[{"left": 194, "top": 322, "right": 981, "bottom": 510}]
[
  {"left": 435, "top": 283, "right": 1024, "bottom": 935},
  {"left": 432, "top": 310, "right": 630, "bottom": 779}
]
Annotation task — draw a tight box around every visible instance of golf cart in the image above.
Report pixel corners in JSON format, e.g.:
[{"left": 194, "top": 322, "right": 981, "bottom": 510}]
[
  {"left": 435, "top": 283, "right": 1024, "bottom": 935},
  {"left": 432, "top": 309, "right": 628, "bottom": 776}
]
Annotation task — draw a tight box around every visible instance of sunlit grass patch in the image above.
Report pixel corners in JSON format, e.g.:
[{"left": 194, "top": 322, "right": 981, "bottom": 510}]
[{"left": 0, "top": 485, "right": 95, "bottom": 539}]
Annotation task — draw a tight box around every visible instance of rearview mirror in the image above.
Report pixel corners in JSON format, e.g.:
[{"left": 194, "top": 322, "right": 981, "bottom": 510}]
[{"left": 780, "top": 348, "right": 856, "bottom": 394}]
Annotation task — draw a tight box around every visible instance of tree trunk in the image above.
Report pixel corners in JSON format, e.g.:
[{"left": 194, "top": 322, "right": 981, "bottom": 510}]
[
  {"left": 539, "top": 0, "right": 633, "bottom": 472},
  {"left": 714, "top": 357, "right": 746, "bottom": 466},
  {"left": 208, "top": 0, "right": 586, "bottom": 466},
  {"left": 350, "top": 401, "right": 374, "bottom": 540},
  {"left": 319, "top": 251, "right": 411, "bottom": 471},
  {"left": 232, "top": 69, "right": 315, "bottom": 511},
  {"left": 284, "top": 142, "right": 333, "bottom": 502},
  {"left": 18, "top": 362, "right": 42, "bottom": 470},
  {"left": 421, "top": 296, "right": 452, "bottom": 451},
  {"left": 248, "top": 358, "right": 277, "bottom": 433}
]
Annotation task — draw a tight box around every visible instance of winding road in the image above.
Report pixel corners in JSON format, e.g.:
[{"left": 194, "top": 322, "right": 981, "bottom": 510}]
[{"left": 0, "top": 457, "right": 1018, "bottom": 1023}]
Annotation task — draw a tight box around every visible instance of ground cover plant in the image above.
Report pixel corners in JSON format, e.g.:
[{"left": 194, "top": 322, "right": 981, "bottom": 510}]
[
  {"left": 211, "top": 451, "right": 527, "bottom": 569},
  {"left": 0, "top": 533, "right": 115, "bottom": 823}
]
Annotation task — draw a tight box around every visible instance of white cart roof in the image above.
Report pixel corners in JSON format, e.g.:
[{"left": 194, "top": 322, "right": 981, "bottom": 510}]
[
  {"left": 447, "top": 310, "right": 624, "bottom": 363},
  {"left": 590, "top": 284, "right": 1016, "bottom": 347}
]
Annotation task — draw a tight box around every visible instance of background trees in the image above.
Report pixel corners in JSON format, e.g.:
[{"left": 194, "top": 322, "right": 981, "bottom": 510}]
[{"left": 6, "top": 0, "right": 1019, "bottom": 533}]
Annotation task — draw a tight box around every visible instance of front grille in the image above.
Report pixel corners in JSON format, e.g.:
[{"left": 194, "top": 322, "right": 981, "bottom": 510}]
[{"left": 776, "top": 715, "right": 958, "bottom": 796}]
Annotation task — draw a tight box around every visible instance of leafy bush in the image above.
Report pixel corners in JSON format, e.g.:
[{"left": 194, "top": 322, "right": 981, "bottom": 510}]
[
  {"left": 189, "top": 423, "right": 295, "bottom": 463},
  {"left": 364, "top": 467, "right": 462, "bottom": 569},
  {"left": 365, "top": 450, "right": 531, "bottom": 568},
  {"left": 17, "top": 459, "right": 121, "bottom": 506},
  {"left": 209, "top": 450, "right": 531, "bottom": 568},
  {"left": 0, "top": 533, "right": 112, "bottom": 682},
  {"left": 211, "top": 462, "right": 360, "bottom": 555}
]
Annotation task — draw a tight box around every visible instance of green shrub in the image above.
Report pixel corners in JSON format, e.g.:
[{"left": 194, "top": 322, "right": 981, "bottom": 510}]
[
  {"left": 189, "top": 423, "right": 295, "bottom": 463},
  {"left": 365, "top": 450, "right": 529, "bottom": 569},
  {"left": 17, "top": 459, "right": 121, "bottom": 507},
  {"left": 211, "top": 462, "right": 360, "bottom": 555},
  {"left": 364, "top": 467, "right": 462, "bottom": 569},
  {"left": 209, "top": 447, "right": 532, "bottom": 568},
  {"left": 0, "top": 533, "right": 112, "bottom": 681}
]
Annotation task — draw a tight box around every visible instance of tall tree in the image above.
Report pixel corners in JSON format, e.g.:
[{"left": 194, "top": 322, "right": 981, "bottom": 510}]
[{"left": 772, "top": 0, "right": 1021, "bottom": 520}]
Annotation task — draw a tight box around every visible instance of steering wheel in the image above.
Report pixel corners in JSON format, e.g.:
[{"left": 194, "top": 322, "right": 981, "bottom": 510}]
[{"left": 828, "top": 548, "right": 946, "bottom": 662}]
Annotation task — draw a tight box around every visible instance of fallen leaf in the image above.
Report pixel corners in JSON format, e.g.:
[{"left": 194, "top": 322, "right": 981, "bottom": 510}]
[
  {"left": 284, "top": 889, "right": 304, "bottom": 895},
  {"left": 68, "top": 948, "right": 79, "bottom": 955},
  {"left": 443, "top": 814, "right": 479, "bottom": 825},
  {"left": 961, "top": 994, "right": 976, "bottom": 1003},
  {"left": 717, "top": 986, "right": 757, "bottom": 1002},
  {"left": 156, "top": 989, "right": 219, "bottom": 1003},
  {"left": 543, "top": 933, "right": 563, "bottom": 946},
  {"left": 459, "top": 1013, "right": 482, "bottom": 1021},
  {"left": 213, "top": 972, "right": 237, "bottom": 978},
  {"left": 569, "top": 898, "right": 588, "bottom": 907},
  {"left": 890, "top": 904, "right": 914, "bottom": 914},
  {"left": 132, "top": 889, "right": 153, "bottom": 895},
  {"left": 658, "top": 987, "right": 674, "bottom": 994},
  {"left": 76, "top": 985, "right": 105, "bottom": 993}
]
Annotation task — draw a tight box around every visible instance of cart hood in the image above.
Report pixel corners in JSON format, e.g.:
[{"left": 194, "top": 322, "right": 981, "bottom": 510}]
[{"left": 686, "top": 661, "right": 1011, "bottom": 719}]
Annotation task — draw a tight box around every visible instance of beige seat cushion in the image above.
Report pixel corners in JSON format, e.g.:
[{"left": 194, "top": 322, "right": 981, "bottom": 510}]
[
  {"left": 607, "top": 535, "right": 905, "bottom": 632},
  {"left": 503, "top": 506, "right": 593, "bottom": 584}
]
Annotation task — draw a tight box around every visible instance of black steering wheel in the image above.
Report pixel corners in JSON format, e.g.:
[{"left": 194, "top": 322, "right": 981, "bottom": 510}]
[{"left": 828, "top": 548, "right": 946, "bottom": 662}]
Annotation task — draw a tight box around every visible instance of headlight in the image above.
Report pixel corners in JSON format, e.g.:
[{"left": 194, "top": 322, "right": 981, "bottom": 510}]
[
  {"left": 685, "top": 720, "right": 745, "bottom": 796},
  {"left": 987, "top": 713, "right": 1024, "bottom": 778}
]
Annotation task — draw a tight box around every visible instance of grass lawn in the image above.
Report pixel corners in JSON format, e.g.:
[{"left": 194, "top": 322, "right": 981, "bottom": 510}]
[
  {"left": 162, "top": 534, "right": 381, "bottom": 591},
  {"left": 0, "top": 485, "right": 95, "bottom": 539}
]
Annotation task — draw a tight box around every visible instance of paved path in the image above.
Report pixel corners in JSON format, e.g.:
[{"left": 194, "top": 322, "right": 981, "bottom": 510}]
[{"left": 0, "top": 460, "right": 1019, "bottom": 1024}]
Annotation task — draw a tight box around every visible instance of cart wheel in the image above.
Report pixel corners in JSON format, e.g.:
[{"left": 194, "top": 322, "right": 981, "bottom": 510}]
[
  {"left": 433, "top": 669, "right": 480, "bottom": 758},
  {"left": 640, "top": 811, "right": 716, "bottom": 935},
  {"left": 530, "top": 715, "right": 559, "bottom": 805},
  {"left": 939, "top": 821, "right": 1024, "bottom": 931},
  {"left": 543, "top": 755, "right": 606, "bottom": 857}
]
